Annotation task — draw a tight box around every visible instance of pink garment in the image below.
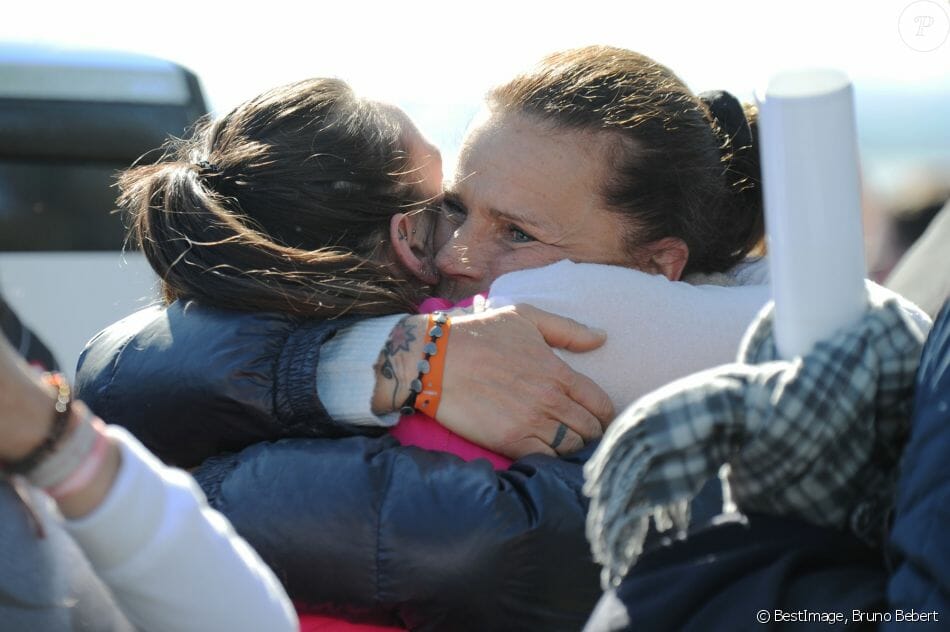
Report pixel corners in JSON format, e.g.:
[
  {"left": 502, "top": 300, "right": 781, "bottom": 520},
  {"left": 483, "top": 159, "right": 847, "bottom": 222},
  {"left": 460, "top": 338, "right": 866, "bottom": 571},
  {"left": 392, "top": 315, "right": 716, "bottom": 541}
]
[
  {"left": 298, "top": 612, "right": 404, "bottom": 631},
  {"left": 388, "top": 296, "right": 513, "bottom": 470}
]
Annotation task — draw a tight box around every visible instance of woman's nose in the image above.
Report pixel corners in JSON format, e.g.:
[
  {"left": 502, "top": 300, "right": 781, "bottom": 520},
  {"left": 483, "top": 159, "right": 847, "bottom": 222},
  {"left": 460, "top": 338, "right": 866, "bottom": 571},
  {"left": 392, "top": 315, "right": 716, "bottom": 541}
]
[{"left": 434, "top": 227, "right": 487, "bottom": 284}]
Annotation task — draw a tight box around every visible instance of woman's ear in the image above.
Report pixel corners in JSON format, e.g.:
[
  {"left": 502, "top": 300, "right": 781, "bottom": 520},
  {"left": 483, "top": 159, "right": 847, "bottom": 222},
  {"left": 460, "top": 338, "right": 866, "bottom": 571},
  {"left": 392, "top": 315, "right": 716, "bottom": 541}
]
[
  {"left": 645, "top": 237, "right": 689, "bottom": 281},
  {"left": 390, "top": 213, "right": 439, "bottom": 285}
]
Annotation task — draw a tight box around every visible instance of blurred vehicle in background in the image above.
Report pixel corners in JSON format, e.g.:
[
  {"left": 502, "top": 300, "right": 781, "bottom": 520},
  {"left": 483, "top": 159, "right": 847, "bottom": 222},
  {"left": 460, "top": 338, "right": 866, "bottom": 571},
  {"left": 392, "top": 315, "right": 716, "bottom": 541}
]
[{"left": 0, "top": 43, "right": 208, "bottom": 375}]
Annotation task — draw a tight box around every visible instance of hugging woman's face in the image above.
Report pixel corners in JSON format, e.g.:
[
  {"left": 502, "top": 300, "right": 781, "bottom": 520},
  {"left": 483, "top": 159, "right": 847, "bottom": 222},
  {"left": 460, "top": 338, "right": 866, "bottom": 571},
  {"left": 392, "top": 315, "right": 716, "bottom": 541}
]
[{"left": 433, "top": 111, "right": 634, "bottom": 300}]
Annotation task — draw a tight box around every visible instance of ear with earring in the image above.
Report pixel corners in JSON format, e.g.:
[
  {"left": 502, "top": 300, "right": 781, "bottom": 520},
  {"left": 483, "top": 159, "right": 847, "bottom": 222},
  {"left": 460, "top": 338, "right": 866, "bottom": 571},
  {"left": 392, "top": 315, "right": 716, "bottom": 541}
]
[{"left": 390, "top": 213, "right": 438, "bottom": 285}]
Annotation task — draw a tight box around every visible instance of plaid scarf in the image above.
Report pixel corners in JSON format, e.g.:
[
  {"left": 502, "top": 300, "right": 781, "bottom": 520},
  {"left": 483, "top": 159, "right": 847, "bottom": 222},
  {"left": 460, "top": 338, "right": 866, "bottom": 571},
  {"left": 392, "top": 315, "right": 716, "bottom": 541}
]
[{"left": 584, "top": 288, "right": 926, "bottom": 589}]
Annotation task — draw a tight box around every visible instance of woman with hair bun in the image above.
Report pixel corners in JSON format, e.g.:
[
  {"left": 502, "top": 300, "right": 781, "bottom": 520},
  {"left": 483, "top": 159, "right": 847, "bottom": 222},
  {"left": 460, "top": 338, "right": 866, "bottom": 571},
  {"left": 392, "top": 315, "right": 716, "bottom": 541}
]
[
  {"left": 437, "top": 46, "right": 764, "bottom": 299},
  {"left": 78, "top": 48, "right": 776, "bottom": 630}
]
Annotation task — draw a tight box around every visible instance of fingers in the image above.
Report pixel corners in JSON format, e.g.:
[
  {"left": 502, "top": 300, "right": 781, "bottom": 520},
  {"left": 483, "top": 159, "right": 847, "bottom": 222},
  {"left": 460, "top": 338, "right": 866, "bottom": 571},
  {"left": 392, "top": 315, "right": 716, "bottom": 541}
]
[
  {"left": 564, "top": 367, "right": 615, "bottom": 427},
  {"left": 549, "top": 422, "right": 586, "bottom": 456},
  {"left": 545, "top": 389, "right": 603, "bottom": 444},
  {"left": 516, "top": 304, "right": 607, "bottom": 353},
  {"left": 504, "top": 437, "right": 557, "bottom": 459},
  {"left": 501, "top": 420, "right": 586, "bottom": 460},
  {"left": 435, "top": 304, "right": 615, "bottom": 462}
]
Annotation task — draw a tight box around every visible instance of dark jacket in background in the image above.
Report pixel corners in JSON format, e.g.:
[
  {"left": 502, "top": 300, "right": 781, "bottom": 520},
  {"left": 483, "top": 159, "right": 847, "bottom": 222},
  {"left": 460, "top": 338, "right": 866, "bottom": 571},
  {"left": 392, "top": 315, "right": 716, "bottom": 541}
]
[
  {"left": 583, "top": 512, "right": 887, "bottom": 631},
  {"left": 884, "top": 302, "right": 950, "bottom": 628}
]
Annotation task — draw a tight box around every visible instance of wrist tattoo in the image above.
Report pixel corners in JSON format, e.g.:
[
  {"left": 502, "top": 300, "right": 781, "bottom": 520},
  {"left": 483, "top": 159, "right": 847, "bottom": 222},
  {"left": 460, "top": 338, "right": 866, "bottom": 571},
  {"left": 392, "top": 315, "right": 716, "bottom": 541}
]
[{"left": 380, "top": 316, "right": 417, "bottom": 409}]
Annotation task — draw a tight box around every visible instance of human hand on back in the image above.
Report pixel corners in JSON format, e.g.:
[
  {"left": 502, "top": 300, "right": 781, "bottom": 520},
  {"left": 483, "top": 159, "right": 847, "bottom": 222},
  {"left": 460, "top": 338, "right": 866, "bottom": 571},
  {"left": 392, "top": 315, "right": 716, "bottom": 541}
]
[{"left": 372, "top": 304, "right": 615, "bottom": 459}]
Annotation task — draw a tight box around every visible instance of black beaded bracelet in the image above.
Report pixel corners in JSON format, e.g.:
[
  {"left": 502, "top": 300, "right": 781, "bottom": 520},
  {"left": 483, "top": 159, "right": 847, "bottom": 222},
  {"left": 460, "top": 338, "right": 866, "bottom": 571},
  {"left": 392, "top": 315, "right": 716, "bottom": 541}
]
[
  {"left": 3, "top": 373, "right": 72, "bottom": 475},
  {"left": 399, "top": 311, "right": 449, "bottom": 416}
]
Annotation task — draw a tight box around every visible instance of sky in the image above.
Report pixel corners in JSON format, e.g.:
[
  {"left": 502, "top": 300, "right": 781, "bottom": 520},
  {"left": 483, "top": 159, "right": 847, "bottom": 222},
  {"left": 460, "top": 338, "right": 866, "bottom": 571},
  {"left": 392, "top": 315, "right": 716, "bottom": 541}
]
[
  {"left": 3, "top": 0, "right": 948, "bottom": 188},
  {"left": 4, "top": 0, "right": 948, "bottom": 107}
]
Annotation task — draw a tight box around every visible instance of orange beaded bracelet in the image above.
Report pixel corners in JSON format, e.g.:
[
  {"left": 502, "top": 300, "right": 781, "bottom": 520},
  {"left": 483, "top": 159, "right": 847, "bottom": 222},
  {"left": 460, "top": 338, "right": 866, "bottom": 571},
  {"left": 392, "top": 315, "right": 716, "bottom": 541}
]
[
  {"left": 416, "top": 313, "right": 451, "bottom": 418},
  {"left": 398, "top": 312, "right": 451, "bottom": 418}
]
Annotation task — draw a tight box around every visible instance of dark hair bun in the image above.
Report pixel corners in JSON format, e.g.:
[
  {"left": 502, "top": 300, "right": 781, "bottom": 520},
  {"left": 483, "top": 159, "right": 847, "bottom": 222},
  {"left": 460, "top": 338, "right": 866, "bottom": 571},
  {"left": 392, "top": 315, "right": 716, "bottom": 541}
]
[
  {"left": 699, "top": 90, "right": 764, "bottom": 263},
  {"left": 699, "top": 91, "right": 751, "bottom": 153}
]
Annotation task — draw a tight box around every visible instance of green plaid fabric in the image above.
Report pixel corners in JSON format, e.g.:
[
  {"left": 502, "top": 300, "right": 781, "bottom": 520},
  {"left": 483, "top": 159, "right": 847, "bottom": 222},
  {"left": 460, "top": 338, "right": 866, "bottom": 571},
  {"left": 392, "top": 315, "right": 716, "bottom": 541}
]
[{"left": 585, "top": 288, "right": 926, "bottom": 589}]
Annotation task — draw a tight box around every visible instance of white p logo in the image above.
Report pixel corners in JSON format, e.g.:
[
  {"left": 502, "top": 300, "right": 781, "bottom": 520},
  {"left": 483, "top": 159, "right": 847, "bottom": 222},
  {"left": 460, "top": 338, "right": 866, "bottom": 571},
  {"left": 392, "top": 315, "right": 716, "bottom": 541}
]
[
  {"left": 915, "top": 14, "right": 935, "bottom": 35},
  {"left": 899, "top": 1, "right": 950, "bottom": 51}
]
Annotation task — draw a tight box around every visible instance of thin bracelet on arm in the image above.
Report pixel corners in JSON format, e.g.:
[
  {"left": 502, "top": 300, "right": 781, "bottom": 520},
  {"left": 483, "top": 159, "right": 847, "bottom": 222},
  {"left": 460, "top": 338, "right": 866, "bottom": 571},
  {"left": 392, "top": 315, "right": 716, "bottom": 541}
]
[{"left": 1, "top": 372, "right": 72, "bottom": 475}]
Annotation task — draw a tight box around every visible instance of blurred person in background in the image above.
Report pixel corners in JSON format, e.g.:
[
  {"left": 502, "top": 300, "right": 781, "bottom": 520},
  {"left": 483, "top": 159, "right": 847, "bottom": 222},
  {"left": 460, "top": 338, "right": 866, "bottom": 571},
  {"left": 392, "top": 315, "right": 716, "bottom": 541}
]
[{"left": 0, "top": 322, "right": 297, "bottom": 630}]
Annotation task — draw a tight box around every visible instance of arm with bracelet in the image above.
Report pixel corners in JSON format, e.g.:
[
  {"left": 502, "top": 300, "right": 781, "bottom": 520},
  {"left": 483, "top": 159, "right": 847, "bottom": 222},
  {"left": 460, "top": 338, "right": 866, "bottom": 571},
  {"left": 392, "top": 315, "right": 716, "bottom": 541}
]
[
  {"left": 363, "top": 302, "right": 615, "bottom": 460},
  {"left": 0, "top": 334, "right": 297, "bottom": 632},
  {"left": 386, "top": 309, "right": 518, "bottom": 469}
]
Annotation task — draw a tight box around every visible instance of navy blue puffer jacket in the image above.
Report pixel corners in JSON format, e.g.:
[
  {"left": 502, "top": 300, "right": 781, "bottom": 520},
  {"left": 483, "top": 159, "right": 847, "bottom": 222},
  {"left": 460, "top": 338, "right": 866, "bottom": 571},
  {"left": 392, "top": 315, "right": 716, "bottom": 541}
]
[
  {"left": 75, "top": 301, "right": 602, "bottom": 630},
  {"left": 885, "top": 302, "right": 950, "bottom": 626},
  {"left": 76, "top": 301, "right": 369, "bottom": 468}
]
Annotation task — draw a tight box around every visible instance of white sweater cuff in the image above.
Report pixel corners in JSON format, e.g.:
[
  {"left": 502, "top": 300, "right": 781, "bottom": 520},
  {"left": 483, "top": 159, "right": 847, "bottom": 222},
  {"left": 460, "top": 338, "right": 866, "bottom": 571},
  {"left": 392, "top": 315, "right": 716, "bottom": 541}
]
[
  {"left": 64, "top": 425, "right": 296, "bottom": 632},
  {"left": 63, "top": 425, "right": 169, "bottom": 570},
  {"left": 317, "top": 314, "right": 405, "bottom": 427}
]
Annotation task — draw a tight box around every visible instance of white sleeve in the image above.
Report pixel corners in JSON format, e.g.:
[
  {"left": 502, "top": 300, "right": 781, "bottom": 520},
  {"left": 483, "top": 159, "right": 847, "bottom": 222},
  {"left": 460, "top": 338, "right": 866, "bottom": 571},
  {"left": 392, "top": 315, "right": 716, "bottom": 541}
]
[
  {"left": 63, "top": 425, "right": 298, "bottom": 632},
  {"left": 885, "top": 200, "right": 950, "bottom": 319},
  {"left": 316, "top": 314, "right": 404, "bottom": 427},
  {"left": 488, "top": 260, "right": 771, "bottom": 413}
]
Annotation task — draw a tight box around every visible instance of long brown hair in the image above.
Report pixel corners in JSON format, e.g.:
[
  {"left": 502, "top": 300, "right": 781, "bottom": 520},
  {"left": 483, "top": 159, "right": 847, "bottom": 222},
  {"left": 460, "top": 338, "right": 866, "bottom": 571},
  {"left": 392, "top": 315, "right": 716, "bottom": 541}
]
[
  {"left": 490, "top": 46, "right": 764, "bottom": 276},
  {"left": 119, "top": 78, "right": 432, "bottom": 317}
]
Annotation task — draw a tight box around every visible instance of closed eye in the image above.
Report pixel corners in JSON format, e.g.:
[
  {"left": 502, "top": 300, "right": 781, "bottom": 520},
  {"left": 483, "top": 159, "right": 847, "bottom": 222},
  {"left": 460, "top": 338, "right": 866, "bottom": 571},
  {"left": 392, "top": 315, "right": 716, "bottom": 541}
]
[{"left": 440, "top": 196, "right": 467, "bottom": 225}]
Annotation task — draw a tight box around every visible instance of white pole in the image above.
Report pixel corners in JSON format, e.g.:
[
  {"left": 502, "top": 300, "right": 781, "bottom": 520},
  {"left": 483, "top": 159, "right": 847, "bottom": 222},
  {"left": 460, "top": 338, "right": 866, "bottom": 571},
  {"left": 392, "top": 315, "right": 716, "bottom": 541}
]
[{"left": 756, "top": 69, "right": 869, "bottom": 360}]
